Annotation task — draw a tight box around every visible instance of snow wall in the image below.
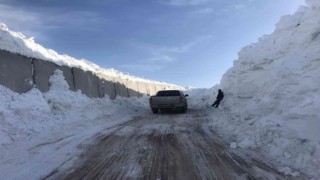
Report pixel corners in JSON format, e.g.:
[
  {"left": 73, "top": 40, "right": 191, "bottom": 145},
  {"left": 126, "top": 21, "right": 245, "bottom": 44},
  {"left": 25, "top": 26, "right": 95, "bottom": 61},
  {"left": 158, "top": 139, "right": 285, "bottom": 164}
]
[
  {"left": 0, "top": 49, "right": 170, "bottom": 98},
  {"left": 218, "top": 1, "right": 320, "bottom": 177},
  {"left": 220, "top": 1, "right": 320, "bottom": 133}
]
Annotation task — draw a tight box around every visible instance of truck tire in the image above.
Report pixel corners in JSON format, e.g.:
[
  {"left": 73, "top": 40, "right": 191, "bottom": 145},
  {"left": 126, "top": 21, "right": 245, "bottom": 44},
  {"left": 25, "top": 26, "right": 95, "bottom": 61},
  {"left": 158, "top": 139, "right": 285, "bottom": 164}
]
[
  {"left": 181, "top": 108, "right": 186, "bottom": 113},
  {"left": 152, "top": 108, "right": 159, "bottom": 114}
]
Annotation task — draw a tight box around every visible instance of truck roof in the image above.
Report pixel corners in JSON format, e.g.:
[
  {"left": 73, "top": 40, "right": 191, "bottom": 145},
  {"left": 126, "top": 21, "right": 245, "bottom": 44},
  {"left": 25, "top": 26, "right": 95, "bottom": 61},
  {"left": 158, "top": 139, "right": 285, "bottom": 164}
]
[{"left": 156, "top": 90, "right": 181, "bottom": 96}]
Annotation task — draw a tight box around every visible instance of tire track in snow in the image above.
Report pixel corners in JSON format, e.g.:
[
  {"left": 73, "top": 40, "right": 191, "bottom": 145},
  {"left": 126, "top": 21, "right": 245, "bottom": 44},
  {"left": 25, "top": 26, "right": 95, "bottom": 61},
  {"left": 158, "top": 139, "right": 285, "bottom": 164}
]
[{"left": 56, "top": 110, "right": 303, "bottom": 180}]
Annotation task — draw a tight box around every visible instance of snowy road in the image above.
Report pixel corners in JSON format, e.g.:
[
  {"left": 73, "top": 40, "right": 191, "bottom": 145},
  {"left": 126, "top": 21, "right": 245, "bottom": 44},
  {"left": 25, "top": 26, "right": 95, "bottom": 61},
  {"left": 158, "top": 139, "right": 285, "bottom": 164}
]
[{"left": 56, "top": 109, "right": 291, "bottom": 180}]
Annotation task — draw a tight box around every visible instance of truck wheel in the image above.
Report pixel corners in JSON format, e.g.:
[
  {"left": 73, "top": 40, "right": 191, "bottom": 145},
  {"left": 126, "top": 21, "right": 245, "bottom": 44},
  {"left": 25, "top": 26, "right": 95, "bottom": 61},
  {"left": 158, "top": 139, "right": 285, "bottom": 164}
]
[
  {"left": 181, "top": 108, "right": 186, "bottom": 113},
  {"left": 152, "top": 108, "right": 158, "bottom": 114}
]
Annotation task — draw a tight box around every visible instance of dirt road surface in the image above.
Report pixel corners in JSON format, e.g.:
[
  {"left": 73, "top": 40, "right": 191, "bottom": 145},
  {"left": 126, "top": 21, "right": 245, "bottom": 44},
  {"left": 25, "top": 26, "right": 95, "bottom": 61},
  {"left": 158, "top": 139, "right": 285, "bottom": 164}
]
[{"left": 57, "top": 109, "right": 295, "bottom": 180}]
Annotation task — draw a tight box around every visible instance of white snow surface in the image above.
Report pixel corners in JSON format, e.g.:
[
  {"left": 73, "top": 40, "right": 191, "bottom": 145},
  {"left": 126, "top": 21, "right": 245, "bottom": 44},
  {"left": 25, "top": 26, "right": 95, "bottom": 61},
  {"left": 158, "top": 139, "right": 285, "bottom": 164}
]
[
  {"left": 215, "top": 1, "right": 320, "bottom": 178},
  {"left": 0, "top": 70, "right": 150, "bottom": 179},
  {"left": 1, "top": 0, "right": 320, "bottom": 179},
  {"left": 0, "top": 23, "right": 181, "bottom": 87}
]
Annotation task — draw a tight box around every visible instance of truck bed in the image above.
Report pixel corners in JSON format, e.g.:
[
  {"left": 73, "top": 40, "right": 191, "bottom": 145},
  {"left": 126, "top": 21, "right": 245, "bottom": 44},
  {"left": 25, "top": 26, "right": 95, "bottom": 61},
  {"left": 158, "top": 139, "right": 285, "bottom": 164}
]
[{"left": 149, "top": 90, "right": 188, "bottom": 114}]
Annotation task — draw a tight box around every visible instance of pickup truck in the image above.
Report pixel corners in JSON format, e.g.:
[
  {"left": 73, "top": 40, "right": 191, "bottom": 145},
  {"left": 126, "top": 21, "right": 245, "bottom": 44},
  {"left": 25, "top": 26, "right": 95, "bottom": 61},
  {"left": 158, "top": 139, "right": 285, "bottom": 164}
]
[{"left": 149, "top": 90, "right": 188, "bottom": 114}]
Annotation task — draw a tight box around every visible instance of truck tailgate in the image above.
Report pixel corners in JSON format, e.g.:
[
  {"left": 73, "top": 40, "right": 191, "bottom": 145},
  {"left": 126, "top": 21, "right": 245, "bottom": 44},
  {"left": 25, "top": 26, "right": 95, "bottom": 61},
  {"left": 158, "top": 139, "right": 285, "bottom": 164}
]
[{"left": 151, "top": 96, "right": 180, "bottom": 105}]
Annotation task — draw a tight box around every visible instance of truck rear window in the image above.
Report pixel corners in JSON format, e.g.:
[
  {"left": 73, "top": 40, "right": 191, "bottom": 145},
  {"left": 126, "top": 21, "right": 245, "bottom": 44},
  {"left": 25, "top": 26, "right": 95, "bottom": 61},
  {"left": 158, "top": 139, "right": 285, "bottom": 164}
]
[{"left": 156, "top": 91, "right": 181, "bottom": 96}]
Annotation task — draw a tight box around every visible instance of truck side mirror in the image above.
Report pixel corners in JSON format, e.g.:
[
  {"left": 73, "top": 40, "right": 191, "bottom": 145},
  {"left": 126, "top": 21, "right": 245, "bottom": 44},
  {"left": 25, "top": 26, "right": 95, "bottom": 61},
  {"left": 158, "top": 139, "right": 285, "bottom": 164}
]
[{"left": 185, "top": 94, "right": 189, "bottom": 97}]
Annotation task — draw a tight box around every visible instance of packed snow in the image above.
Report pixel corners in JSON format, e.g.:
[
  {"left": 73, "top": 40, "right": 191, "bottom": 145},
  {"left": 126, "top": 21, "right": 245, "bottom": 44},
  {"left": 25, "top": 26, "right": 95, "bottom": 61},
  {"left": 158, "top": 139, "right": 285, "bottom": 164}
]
[{"left": 0, "top": 0, "right": 319, "bottom": 179}]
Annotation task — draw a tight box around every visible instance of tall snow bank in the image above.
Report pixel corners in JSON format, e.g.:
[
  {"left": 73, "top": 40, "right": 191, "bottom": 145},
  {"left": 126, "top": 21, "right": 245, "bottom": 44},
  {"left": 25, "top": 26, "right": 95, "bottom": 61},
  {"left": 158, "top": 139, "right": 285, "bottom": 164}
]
[
  {"left": 0, "top": 23, "right": 182, "bottom": 88},
  {"left": 0, "top": 69, "right": 151, "bottom": 146},
  {"left": 219, "top": 1, "right": 320, "bottom": 178},
  {"left": 0, "top": 70, "right": 113, "bottom": 145},
  {"left": 0, "top": 70, "right": 150, "bottom": 179}
]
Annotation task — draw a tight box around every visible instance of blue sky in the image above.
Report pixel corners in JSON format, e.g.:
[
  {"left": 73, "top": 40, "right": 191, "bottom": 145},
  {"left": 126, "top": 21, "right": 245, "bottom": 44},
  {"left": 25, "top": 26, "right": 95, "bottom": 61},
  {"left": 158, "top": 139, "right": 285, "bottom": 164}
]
[{"left": 0, "top": 0, "right": 305, "bottom": 88}]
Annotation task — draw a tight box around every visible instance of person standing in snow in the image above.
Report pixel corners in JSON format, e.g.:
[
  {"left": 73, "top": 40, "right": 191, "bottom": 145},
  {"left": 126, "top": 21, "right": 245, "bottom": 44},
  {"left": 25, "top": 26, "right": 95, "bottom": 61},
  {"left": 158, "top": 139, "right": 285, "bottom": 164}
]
[{"left": 212, "top": 89, "right": 224, "bottom": 108}]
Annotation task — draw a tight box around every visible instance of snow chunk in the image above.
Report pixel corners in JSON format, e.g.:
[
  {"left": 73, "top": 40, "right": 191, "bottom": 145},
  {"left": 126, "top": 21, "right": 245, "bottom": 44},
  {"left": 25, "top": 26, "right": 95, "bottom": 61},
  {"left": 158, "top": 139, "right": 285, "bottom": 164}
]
[
  {"left": 230, "top": 142, "right": 237, "bottom": 149},
  {"left": 280, "top": 167, "right": 300, "bottom": 177},
  {"left": 238, "top": 137, "right": 255, "bottom": 149}
]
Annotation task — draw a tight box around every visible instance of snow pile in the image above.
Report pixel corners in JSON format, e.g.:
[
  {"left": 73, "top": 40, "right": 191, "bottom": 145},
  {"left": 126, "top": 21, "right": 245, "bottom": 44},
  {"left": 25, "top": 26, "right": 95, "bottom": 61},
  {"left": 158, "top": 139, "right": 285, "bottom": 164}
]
[
  {"left": 0, "top": 23, "right": 181, "bottom": 87},
  {"left": 213, "top": 1, "right": 320, "bottom": 178},
  {"left": 185, "top": 86, "right": 219, "bottom": 109},
  {"left": 0, "top": 87, "right": 50, "bottom": 144},
  {"left": 0, "top": 70, "right": 149, "bottom": 179}
]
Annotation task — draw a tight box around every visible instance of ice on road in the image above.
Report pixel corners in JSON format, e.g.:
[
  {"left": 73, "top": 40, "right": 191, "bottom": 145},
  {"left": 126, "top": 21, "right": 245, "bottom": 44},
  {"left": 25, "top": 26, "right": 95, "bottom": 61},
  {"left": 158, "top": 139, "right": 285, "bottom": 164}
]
[{"left": 56, "top": 109, "right": 292, "bottom": 180}]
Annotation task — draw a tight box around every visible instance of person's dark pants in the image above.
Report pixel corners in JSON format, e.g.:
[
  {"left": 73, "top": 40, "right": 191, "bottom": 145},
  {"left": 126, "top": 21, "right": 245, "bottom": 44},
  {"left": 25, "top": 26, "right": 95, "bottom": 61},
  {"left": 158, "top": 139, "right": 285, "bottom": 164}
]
[{"left": 212, "top": 99, "right": 221, "bottom": 108}]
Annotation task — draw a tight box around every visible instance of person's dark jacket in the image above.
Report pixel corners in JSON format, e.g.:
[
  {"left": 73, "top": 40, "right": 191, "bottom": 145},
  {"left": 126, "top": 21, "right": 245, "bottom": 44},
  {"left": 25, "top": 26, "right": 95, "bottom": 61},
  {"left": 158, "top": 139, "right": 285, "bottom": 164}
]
[{"left": 216, "top": 90, "right": 224, "bottom": 100}]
